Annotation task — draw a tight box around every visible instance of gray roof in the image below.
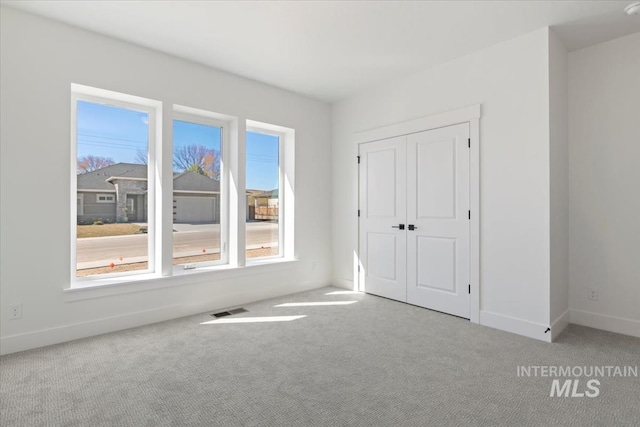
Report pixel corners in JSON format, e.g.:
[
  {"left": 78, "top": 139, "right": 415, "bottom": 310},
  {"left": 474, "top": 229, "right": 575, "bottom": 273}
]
[
  {"left": 78, "top": 163, "right": 220, "bottom": 192},
  {"left": 77, "top": 163, "right": 146, "bottom": 191},
  {"left": 173, "top": 171, "right": 220, "bottom": 192}
]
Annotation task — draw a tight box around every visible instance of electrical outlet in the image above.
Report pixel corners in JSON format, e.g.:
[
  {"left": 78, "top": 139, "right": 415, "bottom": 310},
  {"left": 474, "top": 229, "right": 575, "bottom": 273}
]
[
  {"left": 587, "top": 288, "right": 599, "bottom": 301},
  {"left": 9, "top": 303, "right": 22, "bottom": 320}
]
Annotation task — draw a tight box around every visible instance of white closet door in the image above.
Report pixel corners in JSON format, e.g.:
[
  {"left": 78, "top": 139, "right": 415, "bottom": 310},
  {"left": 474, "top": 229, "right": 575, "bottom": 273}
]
[
  {"left": 359, "top": 136, "right": 407, "bottom": 302},
  {"left": 406, "top": 123, "right": 470, "bottom": 318}
]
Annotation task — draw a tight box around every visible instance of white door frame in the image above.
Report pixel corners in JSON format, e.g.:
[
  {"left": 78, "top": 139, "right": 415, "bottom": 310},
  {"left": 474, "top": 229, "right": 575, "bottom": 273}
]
[{"left": 355, "top": 104, "right": 481, "bottom": 324}]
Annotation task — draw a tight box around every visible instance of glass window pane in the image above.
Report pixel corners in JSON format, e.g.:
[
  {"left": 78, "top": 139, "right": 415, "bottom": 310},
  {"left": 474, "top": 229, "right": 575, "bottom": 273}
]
[
  {"left": 246, "top": 131, "right": 280, "bottom": 259},
  {"left": 172, "top": 120, "right": 222, "bottom": 265},
  {"left": 76, "top": 100, "right": 149, "bottom": 277}
]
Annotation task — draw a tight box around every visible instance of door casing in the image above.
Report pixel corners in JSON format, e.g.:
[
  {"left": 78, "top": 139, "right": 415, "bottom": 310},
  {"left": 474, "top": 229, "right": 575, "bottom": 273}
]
[{"left": 355, "top": 105, "right": 481, "bottom": 324}]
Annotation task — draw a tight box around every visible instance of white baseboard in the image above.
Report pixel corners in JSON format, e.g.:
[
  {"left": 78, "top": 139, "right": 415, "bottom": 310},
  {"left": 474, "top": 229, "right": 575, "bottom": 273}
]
[
  {"left": 569, "top": 309, "right": 640, "bottom": 338},
  {"left": 0, "top": 304, "right": 182, "bottom": 356},
  {"left": 331, "top": 278, "right": 354, "bottom": 290},
  {"left": 480, "top": 310, "right": 551, "bottom": 342},
  {"left": 551, "top": 309, "right": 570, "bottom": 341},
  {"left": 0, "top": 281, "right": 326, "bottom": 356}
]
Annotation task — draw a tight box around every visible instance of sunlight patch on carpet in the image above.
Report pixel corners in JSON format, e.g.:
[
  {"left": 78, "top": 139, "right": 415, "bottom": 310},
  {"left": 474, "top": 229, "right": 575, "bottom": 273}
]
[
  {"left": 200, "top": 315, "right": 306, "bottom": 324},
  {"left": 274, "top": 301, "right": 358, "bottom": 307}
]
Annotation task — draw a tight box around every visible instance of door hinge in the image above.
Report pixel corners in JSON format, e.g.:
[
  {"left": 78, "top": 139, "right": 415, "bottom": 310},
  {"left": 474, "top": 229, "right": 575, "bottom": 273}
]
[
  {"left": 468, "top": 138, "right": 471, "bottom": 148},
  {"left": 357, "top": 209, "right": 360, "bottom": 217},
  {"left": 468, "top": 210, "right": 471, "bottom": 220},
  {"left": 468, "top": 284, "right": 471, "bottom": 294},
  {"left": 357, "top": 155, "right": 360, "bottom": 164}
]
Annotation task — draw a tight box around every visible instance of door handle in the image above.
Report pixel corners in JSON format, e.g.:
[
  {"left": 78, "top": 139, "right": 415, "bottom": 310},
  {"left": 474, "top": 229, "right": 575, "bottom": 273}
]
[
  {"left": 391, "top": 224, "right": 405, "bottom": 230},
  {"left": 408, "top": 224, "right": 417, "bottom": 230}
]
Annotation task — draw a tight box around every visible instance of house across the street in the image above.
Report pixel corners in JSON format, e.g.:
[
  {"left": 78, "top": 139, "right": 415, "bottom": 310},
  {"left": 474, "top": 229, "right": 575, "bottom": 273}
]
[
  {"left": 247, "top": 189, "right": 279, "bottom": 220},
  {"left": 77, "top": 163, "right": 221, "bottom": 224}
]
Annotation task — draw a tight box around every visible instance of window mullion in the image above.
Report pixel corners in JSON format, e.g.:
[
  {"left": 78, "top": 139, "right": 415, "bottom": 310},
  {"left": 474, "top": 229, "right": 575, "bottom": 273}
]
[
  {"left": 220, "top": 124, "right": 230, "bottom": 265},
  {"left": 229, "top": 119, "right": 246, "bottom": 267},
  {"left": 159, "top": 105, "right": 173, "bottom": 276},
  {"left": 283, "top": 130, "right": 295, "bottom": 259}
]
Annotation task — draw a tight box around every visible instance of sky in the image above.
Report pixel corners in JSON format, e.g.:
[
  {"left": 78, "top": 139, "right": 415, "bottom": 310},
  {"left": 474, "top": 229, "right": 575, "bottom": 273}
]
[{"left": 77, "top": 100, "right": 279, "bottom": 191}]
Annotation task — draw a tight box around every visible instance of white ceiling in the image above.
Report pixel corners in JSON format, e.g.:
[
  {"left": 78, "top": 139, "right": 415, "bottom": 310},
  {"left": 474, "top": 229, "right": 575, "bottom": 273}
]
[{"left": 4, "top": 0, "right": 639, "bottom": 102}]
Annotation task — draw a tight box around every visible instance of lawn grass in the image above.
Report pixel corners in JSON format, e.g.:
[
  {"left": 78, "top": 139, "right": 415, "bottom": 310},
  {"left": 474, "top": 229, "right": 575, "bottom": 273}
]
[{"left": 77, "top": 223, "right": 144, "bottom": 238}]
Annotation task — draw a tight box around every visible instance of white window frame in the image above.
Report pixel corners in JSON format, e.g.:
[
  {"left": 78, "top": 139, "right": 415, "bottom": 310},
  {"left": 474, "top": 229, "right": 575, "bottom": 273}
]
[
  {"left": 245, "top": 127, "right": 284, "bottom": 260},
  {"left": 67, "top": 85, "right": 296, "bottom": 293},
  {"left": 77, "top": 194, "right": 84, "bottom": 216},
  {"left": 96, "top": 193, "right": 116, "bottom": 203},
  {"left": 245, "top": 121, "right": 295, "bottom": 264},
  {"left": 71, "top": 84, "right": 162, "bottom": 284},
  {"left": 172, "top": 110, "right": 230, "bottom": 269}
]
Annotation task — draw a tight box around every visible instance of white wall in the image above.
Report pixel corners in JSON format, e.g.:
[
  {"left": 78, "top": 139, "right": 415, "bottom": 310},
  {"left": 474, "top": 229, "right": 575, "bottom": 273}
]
[
  {"left": 332, "top": 28, "right": 555, "bottom": 340},
  {"left": 0, "top": 7, "right": 332, "bottom": 354},
  {"left": 568, "top": 32, "right": 640, "bottom": 338},
  {"left": 548, "top": 30, "right": 570, "bottom": 338}
]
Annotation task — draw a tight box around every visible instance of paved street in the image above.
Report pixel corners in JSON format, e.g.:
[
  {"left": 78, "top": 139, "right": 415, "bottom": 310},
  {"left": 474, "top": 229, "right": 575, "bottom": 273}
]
[{"left": 77, "top": 222, "right": 279, "bottom": 267}]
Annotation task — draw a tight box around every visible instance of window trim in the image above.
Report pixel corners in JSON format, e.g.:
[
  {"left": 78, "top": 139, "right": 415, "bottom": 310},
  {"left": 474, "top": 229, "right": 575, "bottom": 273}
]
[
  {"left": 69, "top": 85, "right": 295, "bottom": 290},
  {"left": 77, "top": 194, "right": 84, "bottom": 216},
  {"left": 171, "top": 110, "right": 230, "bottom": 269},
  {"left": 96, "top": 193, "right": 116, "bottom": 203},
  {"left": 246, "top": 120, "right": 295, "bottom": 264},
  {"left": 245, "top": 127, "right": 285, "bottom": 260},
  {"left": 63, "top": 259, "right": 300, "bottom": 302},
  {"left": 71, "top": 84, "right": 162, "bottom": 284}
]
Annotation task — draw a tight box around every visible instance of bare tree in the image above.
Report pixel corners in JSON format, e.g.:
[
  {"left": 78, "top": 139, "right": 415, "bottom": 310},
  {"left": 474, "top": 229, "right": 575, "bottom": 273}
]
[
  {"left": 174, "top": 145, "right": 220, "bottom": 179},
  {"left": 77, "top": 155, "right": 115, "bottom": 174},
  {"left": 134, "top": 149, "right": 147, "bottom": 165}
]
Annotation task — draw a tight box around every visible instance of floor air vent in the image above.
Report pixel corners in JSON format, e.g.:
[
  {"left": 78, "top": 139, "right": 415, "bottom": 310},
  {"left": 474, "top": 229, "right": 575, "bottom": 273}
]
[{"left": 211, "top": 308, "right": 248, "bottom": 318}]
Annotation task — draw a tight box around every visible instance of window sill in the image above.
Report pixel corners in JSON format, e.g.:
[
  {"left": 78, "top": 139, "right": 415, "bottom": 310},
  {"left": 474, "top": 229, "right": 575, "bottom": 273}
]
[{"left": 64, "top": 258, "right": 298, "bottom": 302}]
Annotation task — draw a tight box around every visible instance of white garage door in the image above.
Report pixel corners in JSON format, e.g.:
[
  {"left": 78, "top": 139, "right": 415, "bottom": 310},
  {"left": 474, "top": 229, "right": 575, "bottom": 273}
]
[{"left": 174, "top": 196, "right": 216, "bottom": 223}]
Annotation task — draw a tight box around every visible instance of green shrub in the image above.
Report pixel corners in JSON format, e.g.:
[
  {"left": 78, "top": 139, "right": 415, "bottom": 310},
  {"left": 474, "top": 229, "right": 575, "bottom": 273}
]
[{"left": 92, "top": 219, "right": 104, "bottom": 225}]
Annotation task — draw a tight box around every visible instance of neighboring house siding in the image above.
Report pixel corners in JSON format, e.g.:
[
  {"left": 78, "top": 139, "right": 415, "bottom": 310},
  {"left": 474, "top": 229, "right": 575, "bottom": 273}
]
[
  {"left": 77, "top": 164, "right": 224, "bottom": 224},
  {"left": 78, "top": 192, "right": 117, "bottom": 224}
]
